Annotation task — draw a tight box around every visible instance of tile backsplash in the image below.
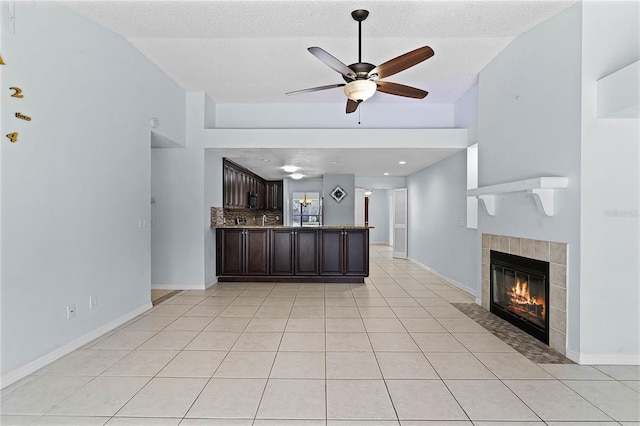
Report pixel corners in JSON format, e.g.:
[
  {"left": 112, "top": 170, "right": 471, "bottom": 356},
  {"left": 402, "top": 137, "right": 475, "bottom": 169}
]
[{"left": 211, "top": 207, "right": 283, "bottom": 227}]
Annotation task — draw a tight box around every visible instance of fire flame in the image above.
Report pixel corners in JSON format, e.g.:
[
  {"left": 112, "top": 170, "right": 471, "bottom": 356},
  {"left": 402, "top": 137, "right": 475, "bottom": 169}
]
[{"left": 514, "top": 278, "right": 537, "bottom": 305}]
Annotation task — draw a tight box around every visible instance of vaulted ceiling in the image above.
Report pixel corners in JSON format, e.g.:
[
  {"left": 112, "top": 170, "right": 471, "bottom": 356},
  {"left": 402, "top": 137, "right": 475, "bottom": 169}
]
[{"left": 66, "top": 1, "right": 575, "bottom": 178}]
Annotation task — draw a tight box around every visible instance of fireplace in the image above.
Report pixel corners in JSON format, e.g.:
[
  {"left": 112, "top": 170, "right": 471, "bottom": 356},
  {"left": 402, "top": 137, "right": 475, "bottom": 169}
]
[{"left": 490, "top": 250, "right": 550, "bottom": 344}]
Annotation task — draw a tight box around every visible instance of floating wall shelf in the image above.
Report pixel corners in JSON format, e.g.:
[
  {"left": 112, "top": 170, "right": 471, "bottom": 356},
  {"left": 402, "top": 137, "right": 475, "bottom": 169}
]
[{"left": 467, "top": 177, "right": 568, "bottom": 217}]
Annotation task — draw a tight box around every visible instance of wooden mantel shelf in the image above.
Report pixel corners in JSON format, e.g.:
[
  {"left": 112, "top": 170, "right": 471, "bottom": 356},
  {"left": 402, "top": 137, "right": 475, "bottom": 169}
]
[{"left": 467, "top": 177, "right": 568, "bottom": 216}]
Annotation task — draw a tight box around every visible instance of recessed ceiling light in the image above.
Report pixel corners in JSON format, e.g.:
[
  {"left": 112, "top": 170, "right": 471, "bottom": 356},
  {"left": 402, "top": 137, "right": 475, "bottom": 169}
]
[
  {"left": 283, "top": 165, "right": 298, "bottom": 173},
  {"left": 399, "top": 161, "right": 406, "bottom": 165},
  {"left": 384, "top": 172, "right": 389, "bottom": 176},
  {"left": 290, "top": 173, "right": 304, "bottom": 180},
  {"left": 261, "top": 159, "right": 270, "bottom": 162},
  {"left": 331, "top": 161, "right": 338, "bottom": 164}
]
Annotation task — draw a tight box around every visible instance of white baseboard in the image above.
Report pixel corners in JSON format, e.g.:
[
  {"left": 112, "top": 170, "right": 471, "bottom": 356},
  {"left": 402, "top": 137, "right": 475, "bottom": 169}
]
[
  {"left": 571, "top": 351, "right": 640, "bottom": 365},
  {"left": 0, "top": 302, "right": 152, "bottom": 389},
  {"left": 407, "top": 257, "right": 478, "bottom": 298},
  {"left": 565, "top": 348, "right": 581, "bottom": 364},
  {"left": 151, "top": 283, "right": 209, "bottom": 291}
]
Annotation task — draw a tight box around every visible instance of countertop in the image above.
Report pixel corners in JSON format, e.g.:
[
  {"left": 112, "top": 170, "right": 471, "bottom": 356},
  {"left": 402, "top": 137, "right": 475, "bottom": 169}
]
[{"left": 214, "top": 225, "right": 374, "bottom": 229}]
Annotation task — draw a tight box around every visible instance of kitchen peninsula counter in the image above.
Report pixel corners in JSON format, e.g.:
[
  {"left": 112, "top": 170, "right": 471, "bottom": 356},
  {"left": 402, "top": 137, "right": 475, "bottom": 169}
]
[
  {"left": 215, "top": 226, "right": 370, "bottom": 283},
  {"left": 215, "top": 225, "right": 374, "bottom": 229}
]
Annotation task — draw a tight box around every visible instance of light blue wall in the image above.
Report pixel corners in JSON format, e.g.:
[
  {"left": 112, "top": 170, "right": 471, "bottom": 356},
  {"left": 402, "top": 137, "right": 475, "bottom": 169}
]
[
  {"left": 477, "top": 4, "right": 583, "bottom": 353},
  {"left": 323, "top": 174, "right": 355, "bottom": 225},
  {"left": 406, "top": 151, "right": 477, "bottom": 294},
  {"left": 1, "top": 3, "right": 185, "bottom": 378}
]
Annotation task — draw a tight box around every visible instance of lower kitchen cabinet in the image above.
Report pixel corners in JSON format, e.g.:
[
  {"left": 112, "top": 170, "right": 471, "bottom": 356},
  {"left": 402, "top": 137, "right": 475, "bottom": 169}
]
[
  {"left": 294, "top": 228, "right": 319, "bottom": 275},
  {"left": 320, "top": 229, "right": 344, "bottom": 275},
  {"left": 216, "top": 228, "right": 268, "bottom": 276},
  {"left": 320, "top": 228, "right": 369, "bottom": 276},
  {"left": 270, "top": 228, "right": 319, "bottom": 275},
  {"left": 216, "top": 227, "right": 368, "bottom": 283},
  {"left": 270, "top": 229, "right": 294, "bottom": 275},
  {"left": 344, "top": 229, "right": 369, "bottom": 275}
]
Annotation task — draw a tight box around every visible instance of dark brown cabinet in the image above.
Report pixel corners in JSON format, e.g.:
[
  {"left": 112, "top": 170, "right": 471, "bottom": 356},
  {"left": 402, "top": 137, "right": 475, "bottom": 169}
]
[
  {"left": 271, "top": 229, "right": 294, "bottom": 275},
  {"left": 217, "top": 227, "right": 368, "bottom": 283},
  {"left": 271, "top": 228, "right": 319, "bottom": 275},
  {"left": 216, "top": 228, "right": 269, "bottom": 276},
  {"left": 344, "top": 229, "right": 369, "bottom": 276},
  {"left": 320, "top": 229, "right": 369, "bottom": 276},
  {"left": 320, "top": 229, "right": 344, "bottom": 275},
  {"left": 294, "top": 229, "right": 319, "bottom": 275},
  {"left": 264, "top": 181, "right": 283, "bottom": 210},
  {"left": 223, "top": 158, "right": 282, "bottom": 211},
  {"left": 246, "top": 229, "right": 269, "bottom": 275},
  {"left": 217, "top": 228, "right": 244, "bottom": 275}
]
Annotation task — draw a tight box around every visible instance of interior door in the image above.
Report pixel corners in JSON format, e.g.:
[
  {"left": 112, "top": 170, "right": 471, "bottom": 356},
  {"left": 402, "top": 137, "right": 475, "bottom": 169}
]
[{"left": 392, "top": 188, "right": 408, "bottom": 259}]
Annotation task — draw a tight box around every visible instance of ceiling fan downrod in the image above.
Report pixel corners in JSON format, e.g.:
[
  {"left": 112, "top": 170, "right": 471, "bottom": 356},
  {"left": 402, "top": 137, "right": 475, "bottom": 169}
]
[{"left": 351, "top": 9, "right": 369, "bottom": 64}]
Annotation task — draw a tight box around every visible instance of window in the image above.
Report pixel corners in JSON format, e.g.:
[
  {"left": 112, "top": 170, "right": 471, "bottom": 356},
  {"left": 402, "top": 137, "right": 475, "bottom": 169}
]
[{"left": 292, "top": 192, "right": 321, "bottom": 227}]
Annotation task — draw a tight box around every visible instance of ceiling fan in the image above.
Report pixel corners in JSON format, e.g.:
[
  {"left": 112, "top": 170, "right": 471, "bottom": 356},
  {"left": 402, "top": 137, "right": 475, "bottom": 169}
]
[{"left": 285, "top": 9, "right": 434, "bottom": 114}]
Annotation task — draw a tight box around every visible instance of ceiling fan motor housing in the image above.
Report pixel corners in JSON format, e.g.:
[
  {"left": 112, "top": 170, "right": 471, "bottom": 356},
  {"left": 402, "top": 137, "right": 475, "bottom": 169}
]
[{"left": 342, "top": 62, "right": 376, "bottom": 83}]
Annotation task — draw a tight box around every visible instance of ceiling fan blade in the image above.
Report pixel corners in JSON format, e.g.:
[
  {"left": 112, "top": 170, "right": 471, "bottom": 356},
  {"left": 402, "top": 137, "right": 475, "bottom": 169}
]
[
  {"left": 308, "top": 47, "right": 356, "bottom": 79},
  {"left": 286, "top": 83, "right": 346, "bottom": 96},
  {"left": 376, "top": 81, "right": 428, "bottom": 99},
  {"left": 346, "top": 99, "right": 359, "bottom": 114},
  {"left": 369, "top": 46, "right": 434, "bottom": 80}
]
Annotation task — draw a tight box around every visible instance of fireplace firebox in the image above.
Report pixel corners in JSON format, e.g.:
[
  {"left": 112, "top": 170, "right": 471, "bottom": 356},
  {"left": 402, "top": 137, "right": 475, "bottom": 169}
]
[{"left": 490, "top": 250, "right": 550, "bottom": 344}]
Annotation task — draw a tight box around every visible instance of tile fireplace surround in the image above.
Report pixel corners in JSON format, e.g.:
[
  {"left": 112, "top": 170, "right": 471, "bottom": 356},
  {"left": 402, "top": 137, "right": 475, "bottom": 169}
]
[{"left": 481, "top": 234, "right": 567, "bottom": 355}]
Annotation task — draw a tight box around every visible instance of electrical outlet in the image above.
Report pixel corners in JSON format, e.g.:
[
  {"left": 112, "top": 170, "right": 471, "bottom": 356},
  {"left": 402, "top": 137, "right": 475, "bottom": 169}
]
[
  {"left": 66, "top": 305, "right": 76, "bottom": 320},
  {"left": 138, "top": 219, "right": 147, "bottom": 228},
  {"left": 89, "top": 296, "right": 97, "bottom": 309}
]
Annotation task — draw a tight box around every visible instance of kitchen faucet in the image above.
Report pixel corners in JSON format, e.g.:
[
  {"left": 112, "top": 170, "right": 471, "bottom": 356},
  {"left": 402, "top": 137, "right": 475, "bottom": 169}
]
[{"left": 262, "top": 214, "right": 267, "bottom": 226}]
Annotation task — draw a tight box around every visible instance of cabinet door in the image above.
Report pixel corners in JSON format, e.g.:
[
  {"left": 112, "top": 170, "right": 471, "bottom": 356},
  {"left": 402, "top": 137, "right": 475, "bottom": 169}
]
[
  {"left": 320, "top": 229, "right": 344, "bottom": 275},
  {"left": 223, "top": 165, "right": 230, "bottom": 208},
  {"left": 270, "top": 229, "right": 294, "bottom": 275},
  {"left": 258, "top": 181, "right": 266, "bottom": 210},
  {"left": 246, "top": 229, "right": 269, "bottom": 275},
  {"left": 264, "top": 181, "right": 283, "bottom": 210},
  {"left": 218, "top": 229, "right": 244, "bottom": 275},
  {"left": 295, "top": 229, "right": 319, "bottom": 275},
  {"left": 232, "top": 169, "right": 242, "bottom": 208},
  {"left": 265, "top": 183, "right": 275, "bottom": 210},
  {"left": 344, "top": 229, "right": 369, "bottom": 276},
  {"left": 275, "top": 182, "right": 283, "bottom": 210}
]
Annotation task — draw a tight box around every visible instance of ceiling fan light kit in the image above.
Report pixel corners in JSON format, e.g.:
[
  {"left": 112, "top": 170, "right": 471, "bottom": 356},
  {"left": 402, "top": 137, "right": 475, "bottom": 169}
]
[
  {"left": 344, "top": 80, "right": 377, "bottom": 103},
  {"left": 286, "top": 9, "right": 434, "bottom": 114}
]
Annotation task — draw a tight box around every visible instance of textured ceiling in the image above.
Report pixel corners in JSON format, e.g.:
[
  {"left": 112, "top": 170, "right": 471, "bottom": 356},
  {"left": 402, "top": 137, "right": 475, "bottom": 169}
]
[
  {"left": 64, "top": 0, "right": 575, "bottom": 104},
  {"left": 65, "top": 1, "right": 575, "bottom": 179},
  {"left": 208, "top": 147, "right": 463, "bottom": 180}
]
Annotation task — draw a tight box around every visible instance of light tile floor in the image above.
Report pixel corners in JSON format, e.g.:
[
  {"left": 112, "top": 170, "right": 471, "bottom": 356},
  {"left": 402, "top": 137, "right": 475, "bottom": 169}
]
[{"left": 2, "top": 245, "right": 639, "bottom": 425}]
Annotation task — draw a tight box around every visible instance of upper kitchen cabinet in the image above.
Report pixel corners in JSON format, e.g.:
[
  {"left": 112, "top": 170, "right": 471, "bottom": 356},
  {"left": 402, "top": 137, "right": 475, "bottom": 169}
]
[
  {"left": 222, "top": 158, "right": 281, "bottom": 210},
  {"left": 265, "top": 181, "right": 283, "bottom": 211}
]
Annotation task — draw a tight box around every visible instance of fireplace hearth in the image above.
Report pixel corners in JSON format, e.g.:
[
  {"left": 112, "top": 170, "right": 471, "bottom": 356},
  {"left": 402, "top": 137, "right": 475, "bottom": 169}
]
[{"left": 490, "top": 250, "right": 550, "bottom": 344}]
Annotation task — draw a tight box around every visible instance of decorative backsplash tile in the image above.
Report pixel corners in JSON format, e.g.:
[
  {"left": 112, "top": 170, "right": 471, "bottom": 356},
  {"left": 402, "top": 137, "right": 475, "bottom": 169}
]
[
  {"left": 210, "top": 207, "right": 225, "bottom": 227},
  {"left": 210, "top": 207, "right": 283, "bottom": 227}
]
